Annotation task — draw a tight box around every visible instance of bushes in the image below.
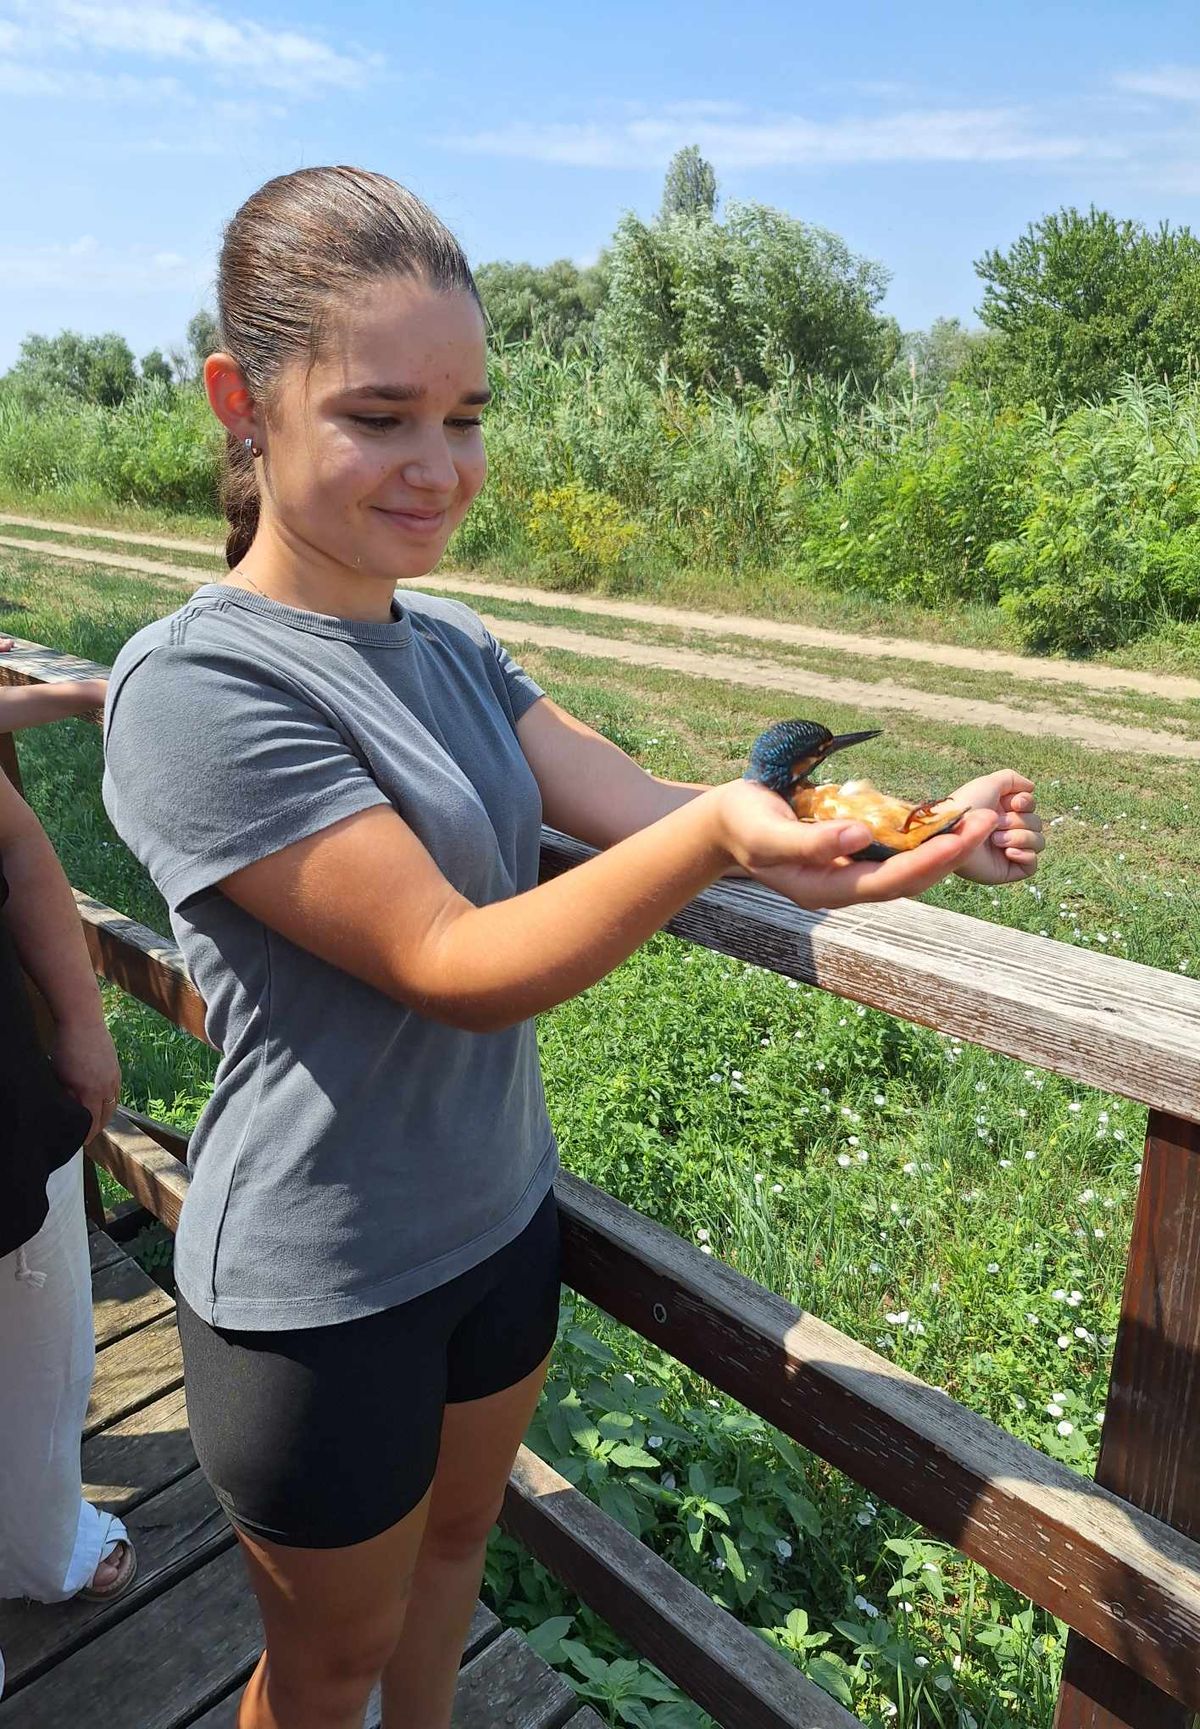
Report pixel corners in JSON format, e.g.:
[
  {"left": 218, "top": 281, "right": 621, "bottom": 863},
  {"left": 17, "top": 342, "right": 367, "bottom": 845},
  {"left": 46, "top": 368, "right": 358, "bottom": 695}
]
[
  {"left": 85, "top": 384, "right": 222, "bottom": 513},
  {"left": 7, "top": 357, "right": 1200, "bottom": 655},
  {"left": 986, "top": 382, "right": 1200, "bottom": 650},
  {"left": 528, "top": 483, "right": 645, "bottom": 587},
  {"left": 797, "top": 392, "right": 1049, "bottom": 607},
  {"left": 0, "top": 379, "right": 221, "bottom": 513}
]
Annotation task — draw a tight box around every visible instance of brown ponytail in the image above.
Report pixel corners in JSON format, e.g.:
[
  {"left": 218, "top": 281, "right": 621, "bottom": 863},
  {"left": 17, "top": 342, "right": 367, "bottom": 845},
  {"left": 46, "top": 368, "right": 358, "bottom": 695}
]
[
  {"left": 215, "top": 165, "right": 481, "bottom": 568},
  {"left": 221, "top": 431, "right": 260, "bottom": 567}
]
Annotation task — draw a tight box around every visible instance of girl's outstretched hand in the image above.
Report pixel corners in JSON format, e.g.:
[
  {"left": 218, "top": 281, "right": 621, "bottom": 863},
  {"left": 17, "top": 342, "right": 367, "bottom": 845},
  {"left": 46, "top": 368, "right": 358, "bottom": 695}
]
[
  {"left": 711, "top": 778, "right": 1000, "bottom": 910},
  {"left": 947, "top": 770, "right": 1045, "bottom": 885}
]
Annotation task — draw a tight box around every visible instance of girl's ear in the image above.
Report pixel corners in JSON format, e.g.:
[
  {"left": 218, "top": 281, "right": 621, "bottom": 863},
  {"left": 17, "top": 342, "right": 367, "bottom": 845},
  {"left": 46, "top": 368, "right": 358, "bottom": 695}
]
[{"left": 205, "top": 354, "right": 260, "bottom": 445}]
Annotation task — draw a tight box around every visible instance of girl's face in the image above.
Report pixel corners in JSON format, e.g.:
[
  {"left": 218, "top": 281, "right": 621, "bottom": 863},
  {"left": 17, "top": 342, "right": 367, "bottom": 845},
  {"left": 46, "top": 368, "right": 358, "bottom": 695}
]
[{"left": 261, "top": 276, "right": 489, "bottom": 584}]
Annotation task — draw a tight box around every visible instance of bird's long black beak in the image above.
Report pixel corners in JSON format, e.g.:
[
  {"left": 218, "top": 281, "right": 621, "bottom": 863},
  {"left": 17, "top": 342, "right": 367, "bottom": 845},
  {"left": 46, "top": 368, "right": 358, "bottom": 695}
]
[{"left": 824, "top": 729, "right": 882, "bottom": 757}]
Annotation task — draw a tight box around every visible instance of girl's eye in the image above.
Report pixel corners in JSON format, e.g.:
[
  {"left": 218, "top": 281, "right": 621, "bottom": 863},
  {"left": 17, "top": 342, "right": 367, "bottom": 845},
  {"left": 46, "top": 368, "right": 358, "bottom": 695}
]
[{"left": 349, "top": 415, "right": 482, "bottom": 433}]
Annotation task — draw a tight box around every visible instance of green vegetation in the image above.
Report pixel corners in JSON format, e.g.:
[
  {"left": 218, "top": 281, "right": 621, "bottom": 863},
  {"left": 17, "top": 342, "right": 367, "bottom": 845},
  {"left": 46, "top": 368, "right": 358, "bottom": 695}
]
[
  {"left": 597, "top": 201, "right": 898, "bottom": 393},
  {"left": 6, "top": 547, "right": 1195, "bottom": 1726},
  {"left": 475, "top": 257, "right": 610, "bottom": 352},
  {"left": 972, "top": 206, "right": 1200, "bottom": 409},
  {"left": 6, "top": 151, "right": 1200, "bottom": 657}
]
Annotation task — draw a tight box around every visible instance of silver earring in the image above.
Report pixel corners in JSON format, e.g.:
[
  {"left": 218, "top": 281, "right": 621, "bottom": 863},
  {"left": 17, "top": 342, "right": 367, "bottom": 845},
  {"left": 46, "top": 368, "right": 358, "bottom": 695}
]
[{"left": 244, "top": 436, "right": 263, "bottom": 458}]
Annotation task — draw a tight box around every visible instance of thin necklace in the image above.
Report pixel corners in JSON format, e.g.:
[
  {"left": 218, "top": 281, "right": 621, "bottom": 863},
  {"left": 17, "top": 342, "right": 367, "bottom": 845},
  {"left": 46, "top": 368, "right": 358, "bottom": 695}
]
[{"left": 228, "top": 569, "right": 270, "bottom": 600}]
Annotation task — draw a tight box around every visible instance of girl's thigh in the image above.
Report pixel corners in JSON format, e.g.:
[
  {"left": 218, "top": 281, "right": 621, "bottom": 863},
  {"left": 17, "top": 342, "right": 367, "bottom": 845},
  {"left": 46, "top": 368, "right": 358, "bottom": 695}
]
[
  {"left": 234, "top": 1495, "right": 432, "bottom": 1684},
  {"left": 176, "top": 1289, "right": 449, "bottom": 1551}
]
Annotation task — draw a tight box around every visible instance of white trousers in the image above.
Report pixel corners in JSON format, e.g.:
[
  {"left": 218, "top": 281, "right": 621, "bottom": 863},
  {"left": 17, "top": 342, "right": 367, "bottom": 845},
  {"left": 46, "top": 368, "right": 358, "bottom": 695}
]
[{"left": 0, "top": 1153, "right": 128, "bottom": 1620}]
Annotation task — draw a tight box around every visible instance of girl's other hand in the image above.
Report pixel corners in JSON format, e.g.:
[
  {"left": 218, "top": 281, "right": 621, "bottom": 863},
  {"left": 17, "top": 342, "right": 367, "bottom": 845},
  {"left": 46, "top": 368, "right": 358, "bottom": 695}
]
[{"left": 947, "top": 771, "right": 1045, "bottom": 884}]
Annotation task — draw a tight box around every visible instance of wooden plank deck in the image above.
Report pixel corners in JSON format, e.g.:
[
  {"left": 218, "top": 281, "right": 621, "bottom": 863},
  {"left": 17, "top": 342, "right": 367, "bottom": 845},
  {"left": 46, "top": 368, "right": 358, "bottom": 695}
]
[{"left": 0, "top": 1231, "right": 604, "bottom": 1729}]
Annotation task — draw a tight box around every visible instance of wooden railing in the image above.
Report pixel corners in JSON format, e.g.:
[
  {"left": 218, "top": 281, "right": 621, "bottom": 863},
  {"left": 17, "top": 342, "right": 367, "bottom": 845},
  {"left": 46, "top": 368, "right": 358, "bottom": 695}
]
[{"left": 4, "top": 635, "right": 1200, "bottom": 1729}]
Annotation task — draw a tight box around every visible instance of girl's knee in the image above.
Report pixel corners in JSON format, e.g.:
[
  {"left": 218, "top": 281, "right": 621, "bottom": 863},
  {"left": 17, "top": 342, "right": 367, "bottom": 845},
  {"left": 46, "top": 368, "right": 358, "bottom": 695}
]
[
  {"left": 419, "top": 1503, "right": 500, "bottom": 1566},
  {"left": 261, "top": 1618, "right": 405, "bottom": 1723}
]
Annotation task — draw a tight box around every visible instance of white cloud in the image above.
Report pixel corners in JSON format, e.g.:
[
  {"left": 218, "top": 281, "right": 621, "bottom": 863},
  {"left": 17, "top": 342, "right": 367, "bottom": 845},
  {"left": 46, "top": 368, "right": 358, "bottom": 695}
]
[
  {"left": 0, "top": 56, "right": 183, "bottom": 99},
  {"left": 0, "top": 0, "right": 379, "bottom": 98},
  {"left": 1115, "top": 66, "right": 1200, "bottom": 103},
  {"left": 442, "top": 105, "right": 1116, "bottom": 170},
  {"left": 0, "top": 234, "right": 209, "bottom": 293}
]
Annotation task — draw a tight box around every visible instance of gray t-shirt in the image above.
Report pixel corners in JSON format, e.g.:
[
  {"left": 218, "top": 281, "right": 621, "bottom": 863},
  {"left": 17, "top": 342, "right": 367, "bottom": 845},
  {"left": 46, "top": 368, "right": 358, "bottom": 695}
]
[{"left": 103, "top": 583, "right": 557, "bottom": 1330}]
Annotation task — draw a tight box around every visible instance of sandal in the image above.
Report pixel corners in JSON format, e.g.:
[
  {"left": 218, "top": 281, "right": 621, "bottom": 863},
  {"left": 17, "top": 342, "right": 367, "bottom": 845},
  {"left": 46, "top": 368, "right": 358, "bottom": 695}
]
[{"left": 79, "top": 1537, "right": 138, "bottom": 1601}]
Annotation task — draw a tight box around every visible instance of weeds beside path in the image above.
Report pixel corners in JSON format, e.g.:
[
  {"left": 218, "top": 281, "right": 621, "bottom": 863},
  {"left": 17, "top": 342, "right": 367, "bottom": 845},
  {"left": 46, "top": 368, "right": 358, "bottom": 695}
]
[{"left": 5, "top": 513, "right": 1200, "bottom": 758}]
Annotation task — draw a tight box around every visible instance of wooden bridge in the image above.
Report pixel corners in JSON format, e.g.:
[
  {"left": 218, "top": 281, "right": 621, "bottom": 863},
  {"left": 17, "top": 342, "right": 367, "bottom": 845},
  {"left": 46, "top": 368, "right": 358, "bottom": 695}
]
[
  {"left": 3, "top": 635, "right": 1200, "bottom": 1729},
  {"left": 0, "top": 1227, "right": 603, "bottom": 1728}
]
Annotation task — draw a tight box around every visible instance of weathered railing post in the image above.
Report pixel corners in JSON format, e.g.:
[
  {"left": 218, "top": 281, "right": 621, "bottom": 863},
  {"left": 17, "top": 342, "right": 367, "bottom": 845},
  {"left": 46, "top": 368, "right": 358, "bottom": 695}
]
[{"left": 1054, "top": 1109, "right": 1200, "bottom": 1729}]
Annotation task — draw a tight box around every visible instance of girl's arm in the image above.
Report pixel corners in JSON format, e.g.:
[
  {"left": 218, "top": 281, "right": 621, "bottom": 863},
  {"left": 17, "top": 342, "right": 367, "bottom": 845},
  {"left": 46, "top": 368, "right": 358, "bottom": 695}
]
[
  {"left": 218, "top": 776, "right": 999, "bottom": 1036},
  {"left": 0, "top": 773, "right": 120, "bottom": 1136},
  {"left": 515, "top": 698, "right": 1044, "bottom": 886}
]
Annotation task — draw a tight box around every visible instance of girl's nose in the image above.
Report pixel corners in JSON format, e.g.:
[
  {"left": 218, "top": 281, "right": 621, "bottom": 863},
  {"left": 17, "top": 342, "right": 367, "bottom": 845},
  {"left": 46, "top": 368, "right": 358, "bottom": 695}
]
[{"left": 400, "top": 435, "right": 458, "bottom": 493}]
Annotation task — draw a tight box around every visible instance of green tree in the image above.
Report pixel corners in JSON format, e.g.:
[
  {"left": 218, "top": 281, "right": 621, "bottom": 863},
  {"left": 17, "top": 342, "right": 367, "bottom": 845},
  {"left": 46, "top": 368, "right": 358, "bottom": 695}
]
[
  {"left": 474, "top": 257, "right": 609, "bottom": 352},
  {"left": 187, "top": 309, "right": 221, "bottom": 371},
  {"left": 893, "top": 318, "right": 989, "bottom": 398},
  {"left": 9, "top": 330, "right": 137, "bottom": 406},
  {"left": 599, "top": 201, "right": 897, "bottom": 394},
  {"left": 139, "top": 347, "right": 174, "bottom": 387},
  {"left": 658, "top": 144, "right": 717, "bottom": 223},
  {"left": 972, "top": 206, "right": 1200, "bottom": 407}
]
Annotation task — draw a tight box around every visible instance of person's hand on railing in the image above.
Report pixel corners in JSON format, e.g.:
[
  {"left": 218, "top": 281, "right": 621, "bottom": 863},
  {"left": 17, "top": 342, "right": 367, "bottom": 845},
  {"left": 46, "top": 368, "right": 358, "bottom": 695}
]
[
  {"left": 49, "top": 1016, "right": 121, "bottom": 1143},
  {"left": 710, "top": 778, "right": 1000, "bottom": 909},
  {"left": 946, "top": 770, "right": 1045, "bottom": 885}
]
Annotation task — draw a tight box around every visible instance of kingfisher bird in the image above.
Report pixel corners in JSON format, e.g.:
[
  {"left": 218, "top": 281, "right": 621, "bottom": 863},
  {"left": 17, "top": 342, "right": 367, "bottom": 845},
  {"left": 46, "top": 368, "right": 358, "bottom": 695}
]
[{"left": 745, "top": 719, "right": 967, "bottom": 860}]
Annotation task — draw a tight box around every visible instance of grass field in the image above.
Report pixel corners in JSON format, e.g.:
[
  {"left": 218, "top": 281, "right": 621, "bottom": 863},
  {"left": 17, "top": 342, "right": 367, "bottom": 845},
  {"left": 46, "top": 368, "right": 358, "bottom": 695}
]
[{"left": 4, "top": 536, "right": 1195, "bottom": 1728}]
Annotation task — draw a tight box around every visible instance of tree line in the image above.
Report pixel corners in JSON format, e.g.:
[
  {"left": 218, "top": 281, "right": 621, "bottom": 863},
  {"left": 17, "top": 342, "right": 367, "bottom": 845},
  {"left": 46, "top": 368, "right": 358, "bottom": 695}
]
[{"left": 7, "top": 146, "right": 1200, "bottom": 417}]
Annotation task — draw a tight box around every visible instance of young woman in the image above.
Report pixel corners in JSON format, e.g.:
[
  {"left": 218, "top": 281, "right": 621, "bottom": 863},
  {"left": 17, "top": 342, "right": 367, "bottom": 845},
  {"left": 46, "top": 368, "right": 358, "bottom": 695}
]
[
  {"left": 102, "top": 166, "right": 1043, "bottom": 1729},
  {"left": 0, "top": 679, "right": 133, "bottom": 1692}
]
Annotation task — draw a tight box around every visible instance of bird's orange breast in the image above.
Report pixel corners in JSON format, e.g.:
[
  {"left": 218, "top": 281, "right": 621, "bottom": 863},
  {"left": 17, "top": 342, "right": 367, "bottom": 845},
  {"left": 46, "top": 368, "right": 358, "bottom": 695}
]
[{"left": 791, "top": 779, "right": 964, "bottom": 853}]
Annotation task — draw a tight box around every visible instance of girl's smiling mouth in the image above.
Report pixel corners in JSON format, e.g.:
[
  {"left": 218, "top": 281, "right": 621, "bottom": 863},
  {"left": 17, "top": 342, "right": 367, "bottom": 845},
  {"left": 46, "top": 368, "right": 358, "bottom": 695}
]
[{"left": 373, "top": 505, "right": 449, "bottom": 536}]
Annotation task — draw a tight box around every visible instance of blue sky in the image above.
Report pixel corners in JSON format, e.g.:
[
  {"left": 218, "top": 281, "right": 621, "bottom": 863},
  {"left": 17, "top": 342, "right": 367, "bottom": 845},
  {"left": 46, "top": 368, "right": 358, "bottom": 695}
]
[{"left": 2, "top": 0, "right": 1199, "bottom": 370}]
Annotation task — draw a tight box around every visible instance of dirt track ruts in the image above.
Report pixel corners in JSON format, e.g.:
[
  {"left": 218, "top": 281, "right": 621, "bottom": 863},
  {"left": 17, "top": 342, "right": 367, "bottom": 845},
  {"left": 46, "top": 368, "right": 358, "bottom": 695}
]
[{"left": 3, "top": 520, "right": 1200, "bottom": 760}]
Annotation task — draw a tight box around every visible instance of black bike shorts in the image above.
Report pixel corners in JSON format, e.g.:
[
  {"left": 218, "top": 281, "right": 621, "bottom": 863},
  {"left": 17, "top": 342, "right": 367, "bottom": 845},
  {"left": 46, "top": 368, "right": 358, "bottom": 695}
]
[{"left": 175, "top": 1191, "right": 560, "bottom": 1549}]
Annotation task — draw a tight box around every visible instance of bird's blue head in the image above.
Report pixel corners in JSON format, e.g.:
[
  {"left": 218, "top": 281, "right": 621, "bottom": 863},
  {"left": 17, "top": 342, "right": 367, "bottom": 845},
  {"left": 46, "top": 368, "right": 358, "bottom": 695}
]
[{"left": 745, "top": 719, "right": 881, "bottom": 796}]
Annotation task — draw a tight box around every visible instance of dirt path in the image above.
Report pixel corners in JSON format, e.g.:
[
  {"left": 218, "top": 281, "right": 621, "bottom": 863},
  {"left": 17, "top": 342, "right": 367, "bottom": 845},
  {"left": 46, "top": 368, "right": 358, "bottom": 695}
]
[
  {"left": 0, "top": 512, "right": 221, "bottom": 557},
  {"left": 469, "top": 615, "right": 1200, "bottom": 760},
  {"left": 6, "top": 530, "right": 1200, "bottom": 759},
  {"left": 6, "top": 510, "right": 1200, "bottom": 705}
]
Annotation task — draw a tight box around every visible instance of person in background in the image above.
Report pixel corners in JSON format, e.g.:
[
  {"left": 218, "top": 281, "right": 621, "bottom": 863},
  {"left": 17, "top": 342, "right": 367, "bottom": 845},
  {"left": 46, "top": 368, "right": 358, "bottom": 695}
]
[{"left": 0, "top": 667, "right": 134, "bottom": 1701}]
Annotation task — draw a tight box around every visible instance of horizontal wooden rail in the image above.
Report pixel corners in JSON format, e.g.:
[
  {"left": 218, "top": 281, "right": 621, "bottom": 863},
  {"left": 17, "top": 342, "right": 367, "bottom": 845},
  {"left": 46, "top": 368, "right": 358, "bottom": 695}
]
[
  {"left": 502, "top": 1448, "right": 859, "bottom": 1729},
  {"left": 77, "top": 894, "right": 210, "bottom": 1043},
  {"left": 540, "top": 834, "right": 1200, "bottom": 1124},
  {"left": 0, "top": 638, "right": 111, "bottom": 691},
  {"left": 87, "top": 1095, "right": 1200, "bottom": 1713},
  {"left": 2, "top": 638, "right": 1196, "bottom": 1120},
  {"left": 93, "top": 1111, "right": 190, "bottom": 1227}
]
